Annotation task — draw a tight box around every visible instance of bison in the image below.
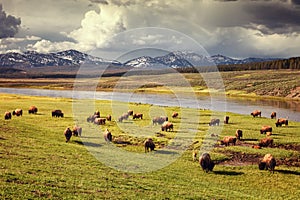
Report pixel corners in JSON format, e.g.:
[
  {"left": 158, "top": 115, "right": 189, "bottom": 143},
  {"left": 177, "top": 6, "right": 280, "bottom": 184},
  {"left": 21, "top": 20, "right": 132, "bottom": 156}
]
[
  {"left": 118, "top": 113, "right": 129, "bottom": 122},
  {"left": 259, "top": 137, "right": 274, "bottom": 148},
  {"left": 209, "top": 118, "right": 220, "bottom": 126},
  {"left": 103, "top": 128, "right": 112, "bottom": 142},
  {"left": 87, "top": 114, "right": 99, "bottom": 123},
  {"left": 94, "top": 118, "right": 106, "bottom": 125},
  {"left": 28, "top": 106, "right": 38, "bottom": 114},
  {"left": 52, "top": 110, "right": 63, "bottom": 117},
  {"left": 251, "top": 110, "right": 261, "bottom": 117},
  {"left": 12, "top": 109, "right": 22, "bottom": 117},
  {"left": 152, "top": 116, "right": 168, "bottom": 125},
  {"left": 260, "top": 125, "right": 272, "bottom": 134},
  {"left": 220, "top": 136, "right": 237, "bottom": 146},
  {"left": 64, "top": 128, "right": 72, "bottom": 143},
  {"left": 133, "top": 113, "right": 143, "bottom": 119},
  {"left": 161, "top": 121, "right": 173, "bottom": 132},
  {"left": 172, "top": 112, "right": 178, "bottom": 118},
  {"left": 4, "top": 111, "right": 12, "bottom": 120},
  {"left": 144, "top": 138, "right": 155, "bottom": 152},
  {"left": 270, "top": 112, "right": 276, "bottom": 119},
  {"left": 259, "top": 153, "right": 276, "bottom": 173},
  {"left": 94, "top": 110, "right": 100, "bottom": 117},
  {"left": 199, "top": 153, "right": 215, "bottom": 173},
  {"left": 72, "top": 126, "right": 82, "bottom": 137},
  {"left": 128, "top": 110, "right": 133, "bottom": 116},
  {"left": 106, "top": 114, "right": 112, "bottom": 121},
  {"left": 275, "top": 118, "right": 288, "bottom": 127},
  {"left": 224, "top": 116, "right": 229, "bottom": 124},
  {"left": 235, "top": 129, "right": 243, "bottom": 140}
]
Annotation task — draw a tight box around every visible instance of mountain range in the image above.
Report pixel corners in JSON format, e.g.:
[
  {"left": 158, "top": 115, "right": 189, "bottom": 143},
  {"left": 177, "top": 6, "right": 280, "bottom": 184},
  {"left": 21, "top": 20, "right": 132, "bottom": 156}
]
[{"left": 0, "top": 49, "right": 281, "bottom": 68}]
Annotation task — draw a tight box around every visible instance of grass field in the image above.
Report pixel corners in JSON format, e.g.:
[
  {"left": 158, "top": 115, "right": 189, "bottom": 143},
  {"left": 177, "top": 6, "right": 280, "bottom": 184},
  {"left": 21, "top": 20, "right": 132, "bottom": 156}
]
[{"left": 0, "top": 94, "right": 300, "bottom": 199}]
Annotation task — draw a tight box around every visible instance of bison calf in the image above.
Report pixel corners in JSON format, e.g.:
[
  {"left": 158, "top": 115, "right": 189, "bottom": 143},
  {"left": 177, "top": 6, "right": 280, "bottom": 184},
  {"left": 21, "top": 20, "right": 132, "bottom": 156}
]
[
  {"left": 172, "top": 112, "right": 179, "bottom": 118},
  {"left": 259, "top": 137, "right": 274, "bottom": 148},
  {"left": 199, "top": 153, "right": 215, "bottom": 173}
]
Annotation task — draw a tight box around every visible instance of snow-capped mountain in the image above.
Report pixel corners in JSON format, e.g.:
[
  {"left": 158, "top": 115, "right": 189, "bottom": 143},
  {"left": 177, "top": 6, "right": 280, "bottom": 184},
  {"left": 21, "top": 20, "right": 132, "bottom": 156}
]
[
  {"left": 0, "top": 49, "right": 280, "bottom": 68},
  {"left": 0, "top": 49, "right": 121, "bottom": 68}
]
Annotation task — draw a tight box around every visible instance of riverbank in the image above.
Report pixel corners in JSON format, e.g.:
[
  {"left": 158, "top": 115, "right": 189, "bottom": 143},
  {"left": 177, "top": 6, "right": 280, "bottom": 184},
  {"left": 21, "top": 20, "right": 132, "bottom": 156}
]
[{"left": 0, "top": 70, "right": 299, "bottom": 101}]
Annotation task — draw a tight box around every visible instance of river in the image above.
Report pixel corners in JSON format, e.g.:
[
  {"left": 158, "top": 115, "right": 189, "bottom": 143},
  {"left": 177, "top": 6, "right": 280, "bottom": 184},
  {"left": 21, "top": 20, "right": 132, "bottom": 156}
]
[{"left": 0, "top": 87, "right": 299, "bottom": 122}]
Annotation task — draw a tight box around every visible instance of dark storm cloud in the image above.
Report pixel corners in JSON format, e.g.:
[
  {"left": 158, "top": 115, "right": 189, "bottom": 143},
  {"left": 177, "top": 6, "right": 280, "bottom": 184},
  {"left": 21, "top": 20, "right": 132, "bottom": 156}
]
[
  {"left": 245, "top": 2, "right": 300, "bottom": 34},
  {"left": 0, "top": 4, "right": 21, "bottom": 38}
]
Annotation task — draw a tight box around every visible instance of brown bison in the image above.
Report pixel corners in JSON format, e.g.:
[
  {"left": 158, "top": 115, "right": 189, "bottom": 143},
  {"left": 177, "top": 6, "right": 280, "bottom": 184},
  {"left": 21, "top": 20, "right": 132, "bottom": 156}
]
[
  {"left": 144, "top": 138, "right": 155, "bottom": 152},
  {"left": 270, "top": 112, "right": 276, "bottom": 119},
  {"left": 72, "top": 126, "right": 82, "bottom": 137},
  {"left": 106, "top": 114, "right": 112, "bottom": 121},
  {"left": 152, "top": 116, "right": 168, "bottom": 125},
  {"left": 52, "top": 110, "right": 63, "bottom": 117},
  {"left": 94, "top": 118, "right": 106, "bottom": 125},
  {"left": 258, "top": 154, "right": 276, "bottom": 173},
  {"left": 128, "top": 110, "right": 134, "bottom": 116},
  {"left": 4, "top": 111, "right": 12, "bottom": 120},
  {"left": 12, "top": 109, "right": 22, "bottom": 116},
  {"left": 94, "top": 110, "right": 100, "bottom": 117},
  {"left": 87, "top": 114, "right": 99, "bottom": 123},
  {"left": 224, "top": 116, "right": 229, "bottom": 124},
  {"left": 209, "top": 118, "right": 220, "bottom": 126},
  {"left": 259, "top": 137, "right": 274, "bottom": 147},
  {"left": 199, "top": 153, "right": 215, "bottom": 173},
  {"left": 251, "top": 110, "right": 261, "bottom": 117},
  {"left": 118, "top": 113, "right": 129, "bottom": 122},
  {"left": 275, "top": 118, "right": 288, "bottom": 127},
  {"left": 64, "top": 128, "right": 72, "bottom": 143},
  {"left": 103, "top": 128, "right": 112, "bottom": 142},
  {"left": 172, "top": 112, "right": 178, "bottom": 118},
  {"left": 161, "top": 121, "right": 173, "bottom": 132},
  {"left": 235, "top": 129, "right": 243, "bottom": 140},
  {"left": 220, "top": 136, "right": 237, "bottom": 146},
  {"left": 133, "top": 113, "right": 143, "bottom": 119},
  {"left": 28, "top": 106, "right": 38, "bottom": 114},
  {"left": 260, "top": 125, "right": 272, "bottom": 134}
]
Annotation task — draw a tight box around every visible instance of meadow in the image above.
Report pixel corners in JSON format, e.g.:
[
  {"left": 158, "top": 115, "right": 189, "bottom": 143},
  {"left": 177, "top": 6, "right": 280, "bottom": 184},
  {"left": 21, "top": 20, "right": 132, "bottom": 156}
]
[{"left": 0, "top": 93, "right": 300, "bottom": 199}]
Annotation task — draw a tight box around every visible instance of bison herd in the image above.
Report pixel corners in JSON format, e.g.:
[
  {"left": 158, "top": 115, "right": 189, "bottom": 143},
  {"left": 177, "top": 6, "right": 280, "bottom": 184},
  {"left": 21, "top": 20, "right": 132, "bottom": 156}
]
[{"left": 4, "top": 105, "right": 290, "bottom": 174}]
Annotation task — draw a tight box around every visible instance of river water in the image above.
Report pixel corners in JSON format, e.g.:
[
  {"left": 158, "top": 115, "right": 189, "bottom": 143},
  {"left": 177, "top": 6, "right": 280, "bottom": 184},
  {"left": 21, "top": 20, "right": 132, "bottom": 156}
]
[{"left": 0, "top": 87, "right": 299, "bottom": 122}]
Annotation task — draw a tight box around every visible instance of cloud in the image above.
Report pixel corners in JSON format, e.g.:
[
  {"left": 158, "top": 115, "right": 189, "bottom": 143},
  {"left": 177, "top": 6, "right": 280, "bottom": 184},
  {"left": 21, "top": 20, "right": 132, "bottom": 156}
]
[{"left": 0, "top": 4, "right": 21, "bottom": 38}]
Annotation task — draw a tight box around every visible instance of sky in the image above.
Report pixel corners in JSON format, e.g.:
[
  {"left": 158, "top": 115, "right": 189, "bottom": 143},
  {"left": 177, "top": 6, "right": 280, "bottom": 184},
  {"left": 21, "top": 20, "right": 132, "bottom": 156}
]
[{"left": 1, "top": 0, "right": 300, "bottom": 59}]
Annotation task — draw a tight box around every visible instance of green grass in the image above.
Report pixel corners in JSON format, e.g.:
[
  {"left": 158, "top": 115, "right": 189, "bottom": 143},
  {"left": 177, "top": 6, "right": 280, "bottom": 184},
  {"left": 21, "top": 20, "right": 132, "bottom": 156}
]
[{"left": 0, "top": 94, "right": 300, "bottom": 199}]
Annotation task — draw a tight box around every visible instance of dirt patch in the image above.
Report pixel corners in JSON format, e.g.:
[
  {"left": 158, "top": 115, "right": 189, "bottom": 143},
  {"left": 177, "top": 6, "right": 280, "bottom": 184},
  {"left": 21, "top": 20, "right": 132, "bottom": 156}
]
[
  {"left": 273, "top": 144, "right": 300, "bottom": 152},
  {"left": 217, "top": 150, "right": 260, "bottom": 166}
]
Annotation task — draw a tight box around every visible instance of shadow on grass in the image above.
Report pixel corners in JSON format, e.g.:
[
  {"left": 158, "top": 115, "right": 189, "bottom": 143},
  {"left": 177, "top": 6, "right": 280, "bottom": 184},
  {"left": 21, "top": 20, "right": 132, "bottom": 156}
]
[
  {"left": 242, "top": 138, "right": 258, "bottom": 142},
  {"left": 155, "top": 150, "right": 178, "bottom": 155},
  {"left": 73, "top": 140, "right": 101, "bottom": 147},
  {"left": 276, "top": 169, "right": 300, "bottom": 175},
  {"left": 213, "top": 170, "right": 244, "bottom": 176}
]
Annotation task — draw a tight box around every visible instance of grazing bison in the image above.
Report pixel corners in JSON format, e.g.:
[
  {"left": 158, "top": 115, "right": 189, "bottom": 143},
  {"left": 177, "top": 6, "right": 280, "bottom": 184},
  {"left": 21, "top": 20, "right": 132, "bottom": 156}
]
[
  {"left": 52, "top": 110, "right": 64, "bottom": 117},
  {"left": 220, "top": 136, "right": 237, "bottom": 146},
  {"left": 4, "top": 111, "right": 12, "bottom": 120},
  {"left": 251, "top": 110, "right": 261, "bottom": 117},
  {"left": 64, "top": 128, "right": 72, "bottom": 143},
  {"left": 128, "top": 110, "right": 134, "bottom": 116},
  {"left": 161, "top": 121, "right": 174, "bottom": 132},
  {"left": 199, "top": 153, "right": 215, "bottom": 173},
  {"left": 103, "top": 128, "right": 112, "bottom": 142},
  {"left": 270, "top": 112, "right": 276, "bottom": 119},
  {"left": 118, "top": 113, "right": 129, "bottom": 122},
  {"left": 94, "top": 118, "right": 106, "bottom": 125},
  {"left": 260, "top": 125, "right": 272, "bottom": 134},
  {"left": 28, "top": 106, "right": 38, "bottom": 114},
  {"left": 12, "top": 109, "right": 22, "bottom": 116},
  {"left": 106, "top": 114, "right": 112, "bottom": 121},
  {"left": 133, "top": 113, "right": 143, "bottom": 119},
  {"left": 72, "top": 126, "right": 82, "bottom": 137},
  {"left": 235, "top": 129, "right": 243, "bottom": 140},
  {"left": 209, "top": 118, "right": 220, "bottom": 126},
  {"left": 275, "top": 118, "right": 288, "bottom": 127},
  {"left": 259, "top": 154, "right": 276, "bottom": 173},
  {"left": 87, "top": 114, "right": 99, "bottom": 123},
  {"left": 224, "top": 116, "right": 229, "bottom": 124},
  {"left": 94, "top": 110, "right": 100, "bottom": 117},
  {"left": 152, "top": 116, "right": 168, "bottom": 125},
  {"left": 144, "top": 138, "right": 155, "bottom": 152},
  {"left": 259, "top": 137, "right": 274, "bottom": 148},
  {"left": 172, "top": 112, "right": 178, "bottom": 118}
]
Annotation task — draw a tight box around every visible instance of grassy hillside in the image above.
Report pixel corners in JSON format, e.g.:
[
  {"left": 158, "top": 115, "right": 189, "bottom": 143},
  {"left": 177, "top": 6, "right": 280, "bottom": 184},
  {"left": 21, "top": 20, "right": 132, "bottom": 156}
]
[{"left": 0, "top": 94, "right": 300, "bottom": 199}]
